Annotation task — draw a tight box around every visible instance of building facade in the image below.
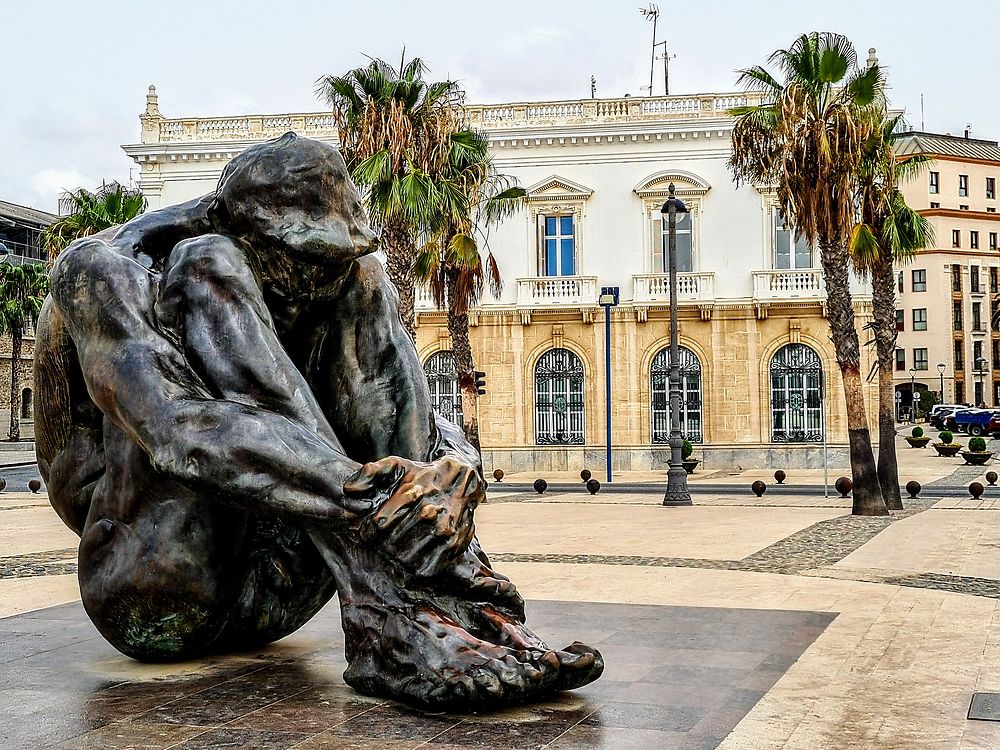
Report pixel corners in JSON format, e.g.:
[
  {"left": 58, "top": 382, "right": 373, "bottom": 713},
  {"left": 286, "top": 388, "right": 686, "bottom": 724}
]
[
  {"left": 123, "top": 86, "right": 880, "bottom": 471},
  {"left": 895, "top": 132, "right": 1000, "bottom": 412},
  {"left": 0, "top": 200, "right": 51, "bottom": 423}
]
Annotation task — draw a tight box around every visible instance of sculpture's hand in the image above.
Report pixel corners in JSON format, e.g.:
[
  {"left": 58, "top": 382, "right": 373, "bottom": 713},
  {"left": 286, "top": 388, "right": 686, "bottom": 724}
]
[{"left": 344, "top": 456, "right": 483, "bottom": 577}]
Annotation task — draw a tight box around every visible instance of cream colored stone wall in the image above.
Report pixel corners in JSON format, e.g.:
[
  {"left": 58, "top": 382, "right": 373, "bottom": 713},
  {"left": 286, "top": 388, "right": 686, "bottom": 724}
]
[
  {"left": 416, "top": 301, "right": 877, "bottom": 468},
  {"left": 0, "top": 333, "right": 36, "bottom": 415}
]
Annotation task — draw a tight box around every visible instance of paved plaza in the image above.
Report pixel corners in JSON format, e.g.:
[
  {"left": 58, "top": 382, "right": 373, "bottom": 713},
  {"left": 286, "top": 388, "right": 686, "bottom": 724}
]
[{"left": 5, "top": 438, "right": 1000, "bottom": 747}]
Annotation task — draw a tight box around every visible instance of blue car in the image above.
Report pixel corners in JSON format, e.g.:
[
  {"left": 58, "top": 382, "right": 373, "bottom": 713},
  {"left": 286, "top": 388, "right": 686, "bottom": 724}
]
[{"left": 946, "top": 409, "right": 1000, "bottom": 436}]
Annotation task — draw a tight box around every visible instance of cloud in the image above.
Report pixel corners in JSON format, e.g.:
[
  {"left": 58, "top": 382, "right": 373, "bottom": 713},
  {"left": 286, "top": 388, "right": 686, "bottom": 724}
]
[{"left": 27, "top": 169, "right": 94, "bottom": 212}]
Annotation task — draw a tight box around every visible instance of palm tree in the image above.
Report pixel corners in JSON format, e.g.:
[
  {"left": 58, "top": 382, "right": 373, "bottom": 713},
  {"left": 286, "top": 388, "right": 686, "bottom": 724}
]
[
  {"left": 318, "top": 55, "right": 465, "bottom": 337},
  {"left": 40, "top": 182, "right": 146, "bottom": 260},
  {"left": 415, "top": 129, "right": 526, "bottom": 449},
  {"left": 0, "top": 262, "right": 49, "bottom": 441},
  {"left": 729, "top": 32, "right": 888, "bottom": 515},
  {"left": 851, "top": 115, "right": 934, "bottom": 511}
]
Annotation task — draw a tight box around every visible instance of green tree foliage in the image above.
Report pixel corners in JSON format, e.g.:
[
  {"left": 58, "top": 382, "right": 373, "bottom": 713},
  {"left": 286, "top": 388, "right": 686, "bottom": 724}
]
[
  {"left": 40, "top": 183, "right": 145, "bottom": 260},
  {"left": 0, "top": 262, "right": 49, "bottom": 440},
  {"left": 318, "top": 54, "right": 465, "bottom": 337},
  {"left": 729, "top": 32, "right": 888, "bottom": 516}
]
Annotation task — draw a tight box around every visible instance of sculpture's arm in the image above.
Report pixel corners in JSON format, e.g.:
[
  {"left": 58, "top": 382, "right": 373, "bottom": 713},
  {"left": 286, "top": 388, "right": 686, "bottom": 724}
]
[
  {"left": 50, "top": 238, "right": 373, "bottom": 525},
  {"left": 111, "top": 193, "right": 215, "bottom": 260}
]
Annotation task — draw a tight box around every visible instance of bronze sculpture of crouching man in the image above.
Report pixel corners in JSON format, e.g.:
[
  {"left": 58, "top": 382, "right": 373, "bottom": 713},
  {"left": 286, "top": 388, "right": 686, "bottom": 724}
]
[{"left": 36, "top": 133, "right": 602, "bottom": 708}]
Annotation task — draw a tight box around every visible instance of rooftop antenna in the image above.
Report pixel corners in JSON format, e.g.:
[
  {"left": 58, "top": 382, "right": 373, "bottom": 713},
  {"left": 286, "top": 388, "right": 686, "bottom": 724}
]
[
  {"left": 591, "top": 75, "right": 597, "bottom": 99},
  {"left": 965, "top": 123, "right": 973, "bottom": 139},
  {"left": 920, "top": 93, "right": 925, "bottom": 131},
  {"left": 655, "top": 41, "right": 676, "bottom": 95},
  {"left": 639, "top": 4, "right": 660, "bottom": 96}
]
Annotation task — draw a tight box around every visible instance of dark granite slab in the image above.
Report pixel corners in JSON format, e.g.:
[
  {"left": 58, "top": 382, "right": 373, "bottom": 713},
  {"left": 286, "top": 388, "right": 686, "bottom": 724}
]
[{"left": 0, "top": 599, "right": 835, "bottom": 749}]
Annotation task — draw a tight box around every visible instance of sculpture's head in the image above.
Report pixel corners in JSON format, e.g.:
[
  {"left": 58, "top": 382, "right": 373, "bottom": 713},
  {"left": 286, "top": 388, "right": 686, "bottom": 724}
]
[{"left": 209, "top": 133, "right": 377, "bottom": 278}]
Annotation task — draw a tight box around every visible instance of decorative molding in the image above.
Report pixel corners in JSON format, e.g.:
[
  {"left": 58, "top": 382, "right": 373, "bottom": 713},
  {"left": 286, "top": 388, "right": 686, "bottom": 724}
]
[
  {"left": 525, "top": 175, "right": 594, "bottom": 203},
  {"left": 634, "top": 170, "right": 711, "bottom": 199}
]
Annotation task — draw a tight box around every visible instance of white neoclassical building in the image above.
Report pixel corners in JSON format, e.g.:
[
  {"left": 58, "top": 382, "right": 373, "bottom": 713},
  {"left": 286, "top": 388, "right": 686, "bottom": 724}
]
[{"left": 123, "top": 86, "right": 879, "bottom": 471}]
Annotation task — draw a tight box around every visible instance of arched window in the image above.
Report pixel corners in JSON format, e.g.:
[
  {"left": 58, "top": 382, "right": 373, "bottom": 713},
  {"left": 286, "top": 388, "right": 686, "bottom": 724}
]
[
  {"left": 535, "top": 348, "right": 585, "bottom": 444},
  {"left": 651, "top": 346, "right": 703, "bottom": 443},
  {"left": 20, "top": 388, "right": 32, "bottom": 421},
  {"left": 423, "top": 352, "right": 463, "bottom": 427},
  {"left": 770, "top": 344, "right": 824, "bottom": 442}
]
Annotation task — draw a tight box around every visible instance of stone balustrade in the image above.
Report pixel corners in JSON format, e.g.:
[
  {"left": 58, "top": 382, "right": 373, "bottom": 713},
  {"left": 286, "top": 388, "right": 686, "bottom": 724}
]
[
  {"left": 633, "top": 272, "right": 716, "bottom": 303},
  {"left": 415, "top": 284, "right": 443, "bottom": 311},
  {"left": 516, "top": 276, "right": 599, "bottom": 307},
  {"left": 752, "top": 269, "right": 825, "bottom": 300},
  {"left": 143, "top": 92, "right": 766, "bottom": 144}
]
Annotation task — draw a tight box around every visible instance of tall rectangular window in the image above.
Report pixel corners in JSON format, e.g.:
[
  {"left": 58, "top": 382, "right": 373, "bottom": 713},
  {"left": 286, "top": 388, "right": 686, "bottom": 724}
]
[
  {"left": 975, "top": 340, "right": 984, "bottom": 363},
  {"left": 953, "top": 229, "right": 962, "bottom": 248},
  {"left": 897, "top": 271, "right": 904, "bottom": 292},
  {"left": 953, "top": 264, "right": 963, "bottom": 292},
  {"left": 960, "top": 174, "right": 969, "bottom": 197},
  {"left": 991, "top": 233, "right": 998, "bottom": 250},
  {"left": 972, "top": 266, "right": 981, "bottom": 292},
  {"left": 912, "top": 269, "right": 927, "bottom": 292},
  {"left": 896, "top": 309, "right": 905, "bottom": 332},
  {"left": 895, "top": 349, "right": 906, "bottom": 371},
  {"left": 957, "top": 381, "right": 965, "bottom": 404},
  {"left": 654, "top": 213, "right": 693, "bottom": 273},
  {"left": 913, "top": 308, "right": 927, "bottom": 331},
  {"left": 540, "top": 215, "right": 575, "bottom": 276},
  {"left": 992, "top": 267, "right": 999, "bottom": 293},
  {"left": 955, "top": 340, "right": 965, "bottom": 369},
  {"left": 772, "top": 209, "right": 812, "bottom": 269},
  {"left": 954, "top": 301, "right": 963, "bottom": 330},
  {"left": 929, "top": 171, "right": 939, "bottom": 194},
  {"left": 993, "top": 340, "right": 999, "bottom": 370},
  {"left": 972, "top": 232, "right": 980, "bottom": 250},
  {"left": 974, "top": 302, "right": 983, "bottom": 330},
  {"left": 914, "top": 348, "right": 928, "bottom": 370},
  {"left": 988, "top": 177, "right": 996, "bottom": 200}
]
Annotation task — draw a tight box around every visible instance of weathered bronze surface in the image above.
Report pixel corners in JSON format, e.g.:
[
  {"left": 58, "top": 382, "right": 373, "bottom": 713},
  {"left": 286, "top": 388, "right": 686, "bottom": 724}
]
[{"left": 35, "top": 133, "right": 603, "bottom": 708}]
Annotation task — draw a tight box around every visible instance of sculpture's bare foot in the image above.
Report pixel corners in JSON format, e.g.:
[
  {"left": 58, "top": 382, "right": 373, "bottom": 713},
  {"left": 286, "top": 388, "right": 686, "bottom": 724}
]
[{"left": 339, "top": 595, "right": 604, "bottom": 708}]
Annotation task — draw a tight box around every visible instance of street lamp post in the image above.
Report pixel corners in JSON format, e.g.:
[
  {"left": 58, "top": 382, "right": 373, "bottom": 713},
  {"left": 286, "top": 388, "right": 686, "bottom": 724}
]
[
  {"left": 937, "top": 362, "right": 946, "bottom": 403},
  {"left": 976, "top": 357, "right": 987, "bottom": 407},
  {"left": 599, "top": 287, "right": 620, "bottom": 483},
  {"left": 909, "top": 367, "right": 917, "bottom": 423},
  {"left": 661, "top": 184, "right": 692, "bottom": 506}
]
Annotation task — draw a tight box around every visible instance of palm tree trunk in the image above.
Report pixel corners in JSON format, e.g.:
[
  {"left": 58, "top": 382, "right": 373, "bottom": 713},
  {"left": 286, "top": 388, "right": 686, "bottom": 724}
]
[
  {"left": 8, "top": 330, "right": 21, "bottom": 442},
  {"left": 445, "top": 268, "right": 481, "bottom": 452},
  {"left": 871, "top": 257, "right": 903, "bottom": 510},
  {"left": 819, "top": 238, "right": 886, "bottom": 516},
  {"left": 381, "top": 222, "right": 417, "bottom": 339}
]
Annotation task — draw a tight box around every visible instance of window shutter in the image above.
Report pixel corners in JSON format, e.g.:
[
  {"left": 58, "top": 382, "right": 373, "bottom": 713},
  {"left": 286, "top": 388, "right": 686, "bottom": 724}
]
[
  {"left": 536, "top": 214, "right": 546, "bottom": 276},
  {"left": 651, "top": 217, "right": 663, "bottom": 273}
]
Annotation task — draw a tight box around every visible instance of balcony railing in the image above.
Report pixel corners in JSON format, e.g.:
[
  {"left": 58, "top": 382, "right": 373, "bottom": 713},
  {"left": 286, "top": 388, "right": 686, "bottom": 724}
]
[
  {"left": 753, "top": 269, "right": 825, "bottom": 301},
  {"left": 633, "top": 273, "right": 715, "bottom": 303},
  {"left": 516, "top": 276, "right": 599, "bottom": 306},
  {"left": 142, "top": 91, "right": 767, "bottom": 144},
  {"left": 415, "top": 284, "right": 444, "bottom": 311}
]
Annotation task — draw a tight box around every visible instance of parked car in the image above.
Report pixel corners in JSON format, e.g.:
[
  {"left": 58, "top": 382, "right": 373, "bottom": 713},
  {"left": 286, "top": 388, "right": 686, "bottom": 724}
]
[
  {"left": 929, "top": 404, "right": 963, "bottom": 430},
  {"left": 950, "top": 409, "right": 1000, "bottom": 436}
]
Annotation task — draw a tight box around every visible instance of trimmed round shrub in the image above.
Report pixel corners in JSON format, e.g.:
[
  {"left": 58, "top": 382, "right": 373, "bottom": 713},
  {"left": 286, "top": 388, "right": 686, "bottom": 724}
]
[
  {"left": 911, "top": 426, "right": 924, "bottom": 438},
  {"left": 682, "top": 439, "right": 694, "bottom": 460},
  {"left": 969, "top": 436, "right": 988, "bottom": 452},
  {"left": 939, "top": 430, "right": 954, "bottom": 444}
]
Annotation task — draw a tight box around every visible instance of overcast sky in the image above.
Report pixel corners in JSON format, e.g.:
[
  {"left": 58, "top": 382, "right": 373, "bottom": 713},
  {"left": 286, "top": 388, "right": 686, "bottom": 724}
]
[{"left": 3, "top": 0, "right": 996, "bottom": 212}]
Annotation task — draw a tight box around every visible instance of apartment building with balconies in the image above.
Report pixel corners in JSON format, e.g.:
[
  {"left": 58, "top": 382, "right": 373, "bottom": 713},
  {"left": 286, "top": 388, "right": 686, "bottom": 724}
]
[
  {"left": 895, "top": 132, "right": 1000, "bottom": 411},
  {"left": 122, "top": 86, "right": 879, "bottom": 470}
]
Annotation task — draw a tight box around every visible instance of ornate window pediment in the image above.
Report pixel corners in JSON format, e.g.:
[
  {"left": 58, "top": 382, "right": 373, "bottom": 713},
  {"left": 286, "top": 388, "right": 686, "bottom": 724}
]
[
  {"left": 525, "top": 175, "right": 594, "bottom": 203},
  {"left": 633, "top": 170, "right": 711, "bottom": 200}
]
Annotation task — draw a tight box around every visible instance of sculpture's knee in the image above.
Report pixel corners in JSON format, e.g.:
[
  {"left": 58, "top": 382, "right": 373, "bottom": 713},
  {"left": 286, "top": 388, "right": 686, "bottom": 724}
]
[{"left": 164, "top": 234, "right": 251, "bottom": 295}]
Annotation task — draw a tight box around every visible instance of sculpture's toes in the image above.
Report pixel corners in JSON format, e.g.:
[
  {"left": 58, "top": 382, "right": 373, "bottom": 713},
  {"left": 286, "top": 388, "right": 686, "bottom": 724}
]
[{"left": 551, "top": 642, "right": 605, "bottom": 691}]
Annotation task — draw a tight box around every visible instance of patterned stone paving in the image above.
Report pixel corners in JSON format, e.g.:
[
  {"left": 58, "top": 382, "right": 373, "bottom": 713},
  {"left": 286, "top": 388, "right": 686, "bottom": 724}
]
[
  {"left": 0, "top": 548, "right": 77, "bottom": 579},
  {"left": 0, "top": 600, "right": 834, "bottom": 749}
]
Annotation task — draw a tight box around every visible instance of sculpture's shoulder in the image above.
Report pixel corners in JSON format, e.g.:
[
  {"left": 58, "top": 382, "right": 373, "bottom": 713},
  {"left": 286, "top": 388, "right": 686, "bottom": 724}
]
[{"left": 345, "top": 255, "right": 398, "bottom": 307}]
